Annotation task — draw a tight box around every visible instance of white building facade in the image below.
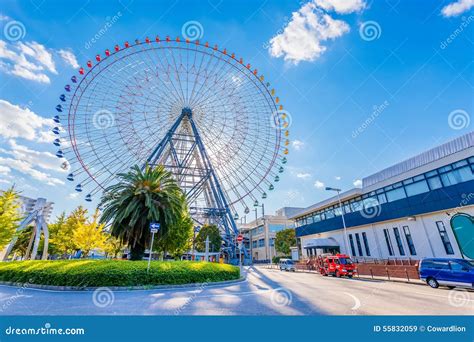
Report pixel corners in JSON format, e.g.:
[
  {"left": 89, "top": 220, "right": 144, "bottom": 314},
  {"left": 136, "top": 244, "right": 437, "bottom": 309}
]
[{"left": 291, "top": 132, "right": 474, "bottom": 261}]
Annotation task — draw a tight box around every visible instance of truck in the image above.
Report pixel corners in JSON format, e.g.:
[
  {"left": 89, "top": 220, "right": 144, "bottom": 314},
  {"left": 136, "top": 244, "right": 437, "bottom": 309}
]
[{"left": 316, "top": 253, "right": 357, "bottom": 278}]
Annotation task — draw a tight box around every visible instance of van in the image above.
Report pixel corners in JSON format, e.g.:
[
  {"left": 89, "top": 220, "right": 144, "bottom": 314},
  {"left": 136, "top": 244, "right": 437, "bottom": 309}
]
[
  {"left": 419, "top": 258, "right": 474, "bottom": 289},
  {"left": 279, "top": 259, "right": 296, "bottom": 272}
]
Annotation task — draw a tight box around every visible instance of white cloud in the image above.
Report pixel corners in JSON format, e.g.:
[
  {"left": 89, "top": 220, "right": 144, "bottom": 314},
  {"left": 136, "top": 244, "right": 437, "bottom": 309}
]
[
  {"left": 0, "top": 155, "right": 64, "bottom": 186},
  {"left": 0, "top": 165, "right": 11, "bottom": 175},
  {"left": 441, "top": 0, "right": 474, "bottom": 17},
  {"left": 335, "top": 176, "right": 341, "bottom": 180},
  {"left": 268, "top": 0, "right": 366, "bottom": 64},
  {"left": 315, "top": 0, "right": 366, "bottom": 14},
  {"left": 58, "top": 49, "right": 79, "bottom": 69},
  {"left": 5, "top": 140, "right": 66, "bottom": 173},
  {"left": 68, "top": 193, "right": 79, "bottom": 199},
  {"left": 0, "top": 99, "right": 54, "bottom": 142},
  {"left": 297, "top": 172, "right": 311, "bottom": 179},
  {"left": 292, "top": 140, "right": 305, "bottom": 150},
  {"left": 314, "top": 180, "right": 325, "bottom": 189},
  {"left": 353, "top": 179, "right": 362, "bottom": 187},
  {"left": 0, "top": 40, "right": 70, "bottom": 83}
]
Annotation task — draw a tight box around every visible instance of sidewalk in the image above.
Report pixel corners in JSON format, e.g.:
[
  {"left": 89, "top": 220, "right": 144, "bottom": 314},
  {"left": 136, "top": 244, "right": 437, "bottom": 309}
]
[{"left": 262, "top": 264, "right": 424, "bottom": 286}]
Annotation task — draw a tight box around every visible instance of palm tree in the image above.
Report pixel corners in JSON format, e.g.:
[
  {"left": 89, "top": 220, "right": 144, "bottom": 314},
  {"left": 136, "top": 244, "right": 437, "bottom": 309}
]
[{"left": 99, "top": 165, "right": 186, "bottom": 260}]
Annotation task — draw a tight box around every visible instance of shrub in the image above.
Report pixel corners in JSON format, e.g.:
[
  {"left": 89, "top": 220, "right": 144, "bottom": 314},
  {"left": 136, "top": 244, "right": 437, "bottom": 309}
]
[{"left": 0, "top": 260, "right": 240, "bottom": 287}]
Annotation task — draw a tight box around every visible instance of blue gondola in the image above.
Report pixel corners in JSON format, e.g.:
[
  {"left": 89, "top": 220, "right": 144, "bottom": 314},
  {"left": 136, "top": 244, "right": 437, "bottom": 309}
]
[
  {"left": 52, "top": 127, "right": 60, "bottom": 134},
  {"left": 53, "top": 115, "right": 60, "bottom": 123},
  {"left": 244, "top": 207, "right": 250, "bottom": 214},
  {"left": 55, "top": 104, "right": 63, "bottom": 112},
  {"left": 274, "top": 175, "right": 280, "bottom": 182},
  {"left": 64, "top": 84, "right": 71, "bottom": 92},
  {"left": 281, "top": 157, "right": 287, "bottom": 164},
  {"left": 53, "top": 138, "right": 61, "bottom": 146},
  {"left": 71, "top": 76, "right": 77, "bottom": 83},
  {"left": 59, "top": 94, "right": 66, "bottom": 102},
  {"left": 75, "top": 184, "right": 82, "bottom": 192},
  {"left": 67, "top": 173, "right": 74, "bottom": 181},
  {"left": 56, "top": 150, "right": 64, "bottom": 158},
  {"left": 262, "top": 192, "right": 267, "bottom": 199},
  {"left": 85, "top": 194, "right": 92, "bottom": 202},
  {"left": 269, "top": 184, "right": 274, "bottom": 190},
  {"left": 279, "top": 166, "right": 284, "bottom": 173}
]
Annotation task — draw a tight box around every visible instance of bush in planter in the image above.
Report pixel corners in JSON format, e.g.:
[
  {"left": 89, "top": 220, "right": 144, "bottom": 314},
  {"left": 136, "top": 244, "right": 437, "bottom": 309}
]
[{"left": 0, "top": 260, "right": 239, "bottom": 287}]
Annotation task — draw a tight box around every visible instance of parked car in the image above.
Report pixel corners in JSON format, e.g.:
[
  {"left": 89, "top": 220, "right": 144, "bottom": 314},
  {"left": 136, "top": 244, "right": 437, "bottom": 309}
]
[
  {"left": 316, "top": 253, "right": 357, "bottom": 278},
  {"left": 419, "top": 258, "right": 474, "bottom": 289},
  {"left": 279, "top": 259, "right": 296, "bottom": 272}
]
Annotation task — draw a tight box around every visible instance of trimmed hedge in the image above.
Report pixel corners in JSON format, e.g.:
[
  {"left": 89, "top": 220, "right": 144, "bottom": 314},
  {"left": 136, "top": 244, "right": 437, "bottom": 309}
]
[{"left": 0, "top": 260, "right": 240, "bottom": 287}]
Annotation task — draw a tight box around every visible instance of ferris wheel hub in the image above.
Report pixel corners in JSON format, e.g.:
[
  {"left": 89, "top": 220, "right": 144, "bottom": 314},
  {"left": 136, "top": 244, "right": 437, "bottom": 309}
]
[{"left": 182, "top": 107, "right": 193, "bottom": 118}]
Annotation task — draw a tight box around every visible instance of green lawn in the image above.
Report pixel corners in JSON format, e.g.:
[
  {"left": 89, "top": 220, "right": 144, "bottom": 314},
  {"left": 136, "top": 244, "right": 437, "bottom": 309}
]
[{"left": 0, "top": 260, "right": 240, "bottom": 287}]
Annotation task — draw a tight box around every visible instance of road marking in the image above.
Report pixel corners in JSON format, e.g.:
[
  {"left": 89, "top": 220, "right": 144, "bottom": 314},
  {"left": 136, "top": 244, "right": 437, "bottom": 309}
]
[{"left": 343, "top": 292, "right": 361, "bottom": 310}]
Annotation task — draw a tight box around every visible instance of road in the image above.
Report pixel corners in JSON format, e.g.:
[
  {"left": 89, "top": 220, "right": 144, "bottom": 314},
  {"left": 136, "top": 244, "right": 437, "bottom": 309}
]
[{"left": 0, "top": 266, "right": 472, "bottom": 315}]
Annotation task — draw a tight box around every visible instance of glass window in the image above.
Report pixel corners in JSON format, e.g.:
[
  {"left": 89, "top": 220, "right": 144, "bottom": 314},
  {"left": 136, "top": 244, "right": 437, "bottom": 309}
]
[
  {"left": 343, "top": 203, "right": 352, "bottom": 214},
  {"left": 383, "top": 229, "right": 394, "bottom": 256},
  {"left": 313, "top": 214, "right": 321, "bottom": 222},
  {"left": 427, "top": 176, "right": 443, "bottom": 190},
  {"left": 377, "top": 193, "right": 387, "bottom": 204},
  {"left": 386, "top": 187, "right": 406, "bottom": 202},
  {"left": 393, "top": 182, "right": 403, "bottom": 188},
  {"left": 436, "top": 221, "right": 454, "bottom": 255},
  {"left": 413, "top": 175, "right": 425, "bottom": 182},
  {"left": 334, "top": 205, "right": 343, "bottom": 216},
  {"left": 355, "top": 233, "right": 363, "bottom": 256},
  {"left": 351, "top": 199, "right": 362, "bottom": 212},
  {"left": 405, "top": 180, "right": 429, "bottom": 196},
  {"left": 362, "top": 232, "right": 371, "bottom": 256},
  {"left": 403, "top": 178, "right": 413, "bottom": 185},
  {"left": 469, "top": 157, "right": 474, "bottom": 164},
  {"left": 348, "top": 234, "right": 356, "bottom": 256},
  {"left": 258, "top": 239, "right": 265, "bottom": 247},
  {"left": 449, "top": 261, "right": 464, "bottom": 271},
  {"left": 393, "top": 227, "right": 405, "bottom": 256},
  {"left": 453, "top": 160, "right": 468, "bottom": 168},
  {"left": 402, "top": 226, "right": 416, "bottom": 255},
  {"left": 269, "top": 238, "right": 275, "bottom": 247},
  {"left": 439, "top": 165, "right": 452, "bottom": 173},
  {"left": 252, "top": 240, "right": 257, "bottom": 248},
  {"left": 325, "top": 209, "right": 335, "bottom": 219},
  {"left": 440, "top": 166, "right": 474, "bottom": 186},
  {"left": 425, "top": 170, "right": 438, "bottom": 177}
]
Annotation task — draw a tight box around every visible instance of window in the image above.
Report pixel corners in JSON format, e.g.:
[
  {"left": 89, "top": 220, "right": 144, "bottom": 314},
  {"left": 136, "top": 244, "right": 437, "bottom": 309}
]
[
  {"left": 362, "top": 232, "right": 371, "bottom": 256},
  {"left": 269, "top": 238, "right": 275, "bottom": 247},
  {"left": 427, "top": 176, "right": 443, "bottom": 190},
  {"left": 383, "top": 229, "right": 394, "bottom": 256},
  {"left": 440, "top": 166, "right": 474, "bottom": 186},
  {"left": 385, "top": 187, "right": 406, "bottom": 202},
  {"left": 449, "top": 261, "right": 465, "bottom": 271},
  {"left": 377, "top": 193, "right": 387, "bottom": 204},
  {"left": 436, "top": 221, "right": 454, "bottom": 255},
  {"left": 351, "top": 199, "right": 363, "bottom": 212},
  {"left": 258, "top": 239, "right": 265, "bottom": 247},
  {"left": 404, "top": 180, "right": 429, "bottom": 196},
  {"left": 348, "top": 234, "right": 356, "bottom": 256},
  {"left": 392, "top": 227, "right": 405, "bottom": 256},
  {"left": 252, "top": 240, "right": 257, "bottom": 248},
  {"left": 325, "top": 208, "right": 335, "bottom": 219},
  {"left": 355, "top": 233, "right": 363, "bottom": 256},
  {"left": 402, "top": 226, "right": 416, "bottom": 255}
]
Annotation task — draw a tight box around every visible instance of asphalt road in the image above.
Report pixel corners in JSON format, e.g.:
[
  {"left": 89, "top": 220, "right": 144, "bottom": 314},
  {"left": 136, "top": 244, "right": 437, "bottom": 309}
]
[{"left": 0, "top": 266, "right": 472, "bottom": 315}]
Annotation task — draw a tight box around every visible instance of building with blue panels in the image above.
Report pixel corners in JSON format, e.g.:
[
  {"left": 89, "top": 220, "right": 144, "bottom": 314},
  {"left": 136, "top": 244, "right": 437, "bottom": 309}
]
[{"left": 290, "top": 132, "right": 474, "bottom": 260}]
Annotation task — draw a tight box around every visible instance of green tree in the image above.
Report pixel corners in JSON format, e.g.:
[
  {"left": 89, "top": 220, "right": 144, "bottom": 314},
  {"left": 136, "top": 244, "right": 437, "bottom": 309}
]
[
  {"left": 154, "top": 208, "right": 193, "bottom": 258},
  {"left": 103, "top": 234, "right": 124, "bottom": 258},
  {"left": 275, "top": 228, "right": 296, "bottom": 255},
  {"left": 195, "top": 224, "right": 222, "bottom": 253},
  {"left": 99, "top": 165, "right": 186, "bottom": 260},
  {"left": 73, "top": 210, "right": 107, "bottom": 257},
  {"left": 0, "top": 187, "right": 22, "bottom": 250}
]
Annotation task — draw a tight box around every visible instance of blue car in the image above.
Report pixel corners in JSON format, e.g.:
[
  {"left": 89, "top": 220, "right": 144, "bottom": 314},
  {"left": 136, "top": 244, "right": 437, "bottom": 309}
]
[{"left": 419, "top": 258, "right": 474, "bottom": 289}]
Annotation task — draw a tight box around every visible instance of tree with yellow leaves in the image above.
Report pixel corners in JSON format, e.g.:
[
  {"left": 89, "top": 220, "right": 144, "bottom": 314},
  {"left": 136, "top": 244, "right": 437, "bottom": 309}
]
[
  {"left": 72, "top": 209, "right": 107, "bottom": 257},
  {"left": 0, "top": 187, "right": 22, "bottom": 251}
]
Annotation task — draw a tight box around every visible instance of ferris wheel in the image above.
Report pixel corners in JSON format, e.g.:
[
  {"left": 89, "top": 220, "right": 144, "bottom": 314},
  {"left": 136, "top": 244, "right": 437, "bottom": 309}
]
[{"left": 53, "top": 35, "right": 290, "bottom": 249}]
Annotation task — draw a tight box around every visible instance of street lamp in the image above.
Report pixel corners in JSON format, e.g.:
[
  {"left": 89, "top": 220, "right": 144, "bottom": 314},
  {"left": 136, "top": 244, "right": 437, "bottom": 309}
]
[{"left": 325, "top": 187, "right": 350, "bottom": 257}]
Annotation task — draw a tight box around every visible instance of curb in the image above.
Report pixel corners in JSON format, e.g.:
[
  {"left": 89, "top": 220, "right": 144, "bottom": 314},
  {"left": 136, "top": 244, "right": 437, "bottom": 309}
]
[{"left": 0, "top": 275, "right": 247, "bottom": 292}]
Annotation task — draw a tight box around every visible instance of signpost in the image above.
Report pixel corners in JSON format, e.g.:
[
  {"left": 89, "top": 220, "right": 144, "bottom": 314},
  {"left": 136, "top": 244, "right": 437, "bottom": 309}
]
[
  {"left": 237, "top": 234, "right": 243, "bottom": 273},
  {"left": 147, "top": 222, "right": 160, "bottom": 273}
]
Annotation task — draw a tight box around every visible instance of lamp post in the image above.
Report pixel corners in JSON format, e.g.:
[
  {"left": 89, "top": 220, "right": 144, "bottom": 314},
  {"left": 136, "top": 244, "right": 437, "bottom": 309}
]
[
  {"left": 254, "top": 201, "right": 270, "bottom": 264},
  {"left": 325, "top": 187, "right": 350, "bottom": 257}
]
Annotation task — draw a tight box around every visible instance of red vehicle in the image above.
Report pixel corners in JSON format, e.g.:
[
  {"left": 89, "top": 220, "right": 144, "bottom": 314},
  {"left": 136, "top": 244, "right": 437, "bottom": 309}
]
[{"left": 316, "top": 253, "right": 357, "bottom": 278}]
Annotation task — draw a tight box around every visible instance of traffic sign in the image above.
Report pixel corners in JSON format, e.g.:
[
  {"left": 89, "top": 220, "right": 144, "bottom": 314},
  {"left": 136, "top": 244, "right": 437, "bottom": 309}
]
[
  {"left": 237, "top": 234, "right": 243, "bottom": 243},
  {"left": 150, "top": 222, "right": 160, "bottom": 232}
]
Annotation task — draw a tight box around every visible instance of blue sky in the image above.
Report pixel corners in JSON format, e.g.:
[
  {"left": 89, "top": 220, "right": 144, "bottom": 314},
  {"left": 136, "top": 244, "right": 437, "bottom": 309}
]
[{"left": 0, "top": 0, "right": 473, "bottom": 220}]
